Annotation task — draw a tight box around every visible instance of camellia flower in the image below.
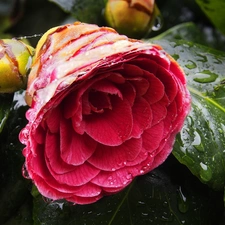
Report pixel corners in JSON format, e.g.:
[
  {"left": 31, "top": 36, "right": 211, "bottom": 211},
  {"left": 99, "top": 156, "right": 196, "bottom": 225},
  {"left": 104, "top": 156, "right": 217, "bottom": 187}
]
[
  {"left": 0, "top": 39, "right": 34, "bottom": 93},
  {"left": 19, "top": 22, "right": 191, "bottom": 204}
]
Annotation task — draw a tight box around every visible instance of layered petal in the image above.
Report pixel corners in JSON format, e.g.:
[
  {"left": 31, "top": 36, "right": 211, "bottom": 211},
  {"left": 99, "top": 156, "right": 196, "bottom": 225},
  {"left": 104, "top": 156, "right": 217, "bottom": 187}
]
[{"left": 19, "top": 22, "right": 191, "bottom": 205}]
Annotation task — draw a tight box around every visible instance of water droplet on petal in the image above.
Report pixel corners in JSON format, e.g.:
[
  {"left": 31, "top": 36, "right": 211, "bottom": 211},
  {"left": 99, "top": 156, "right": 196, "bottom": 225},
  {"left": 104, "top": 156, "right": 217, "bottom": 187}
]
[
  {"left": 126, "top": 173, "right": 133, "bottom": 181},
  {"left": 22, "top": 164, "right": 30, "bottom": 179}
]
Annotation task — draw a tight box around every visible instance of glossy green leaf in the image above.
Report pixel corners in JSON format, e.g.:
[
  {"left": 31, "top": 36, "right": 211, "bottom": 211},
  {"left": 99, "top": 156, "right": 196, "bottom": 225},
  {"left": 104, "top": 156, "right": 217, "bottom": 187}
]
[
  {"left": 150, "top": 22, "right": 206, "bottom": 45},
  {"left": 33, "top": 156, "right": 223, "bottom": 225},
  {"left": 150, "top": 22, "right": 225, "bottom": 51},
  {"left": 0, "top": 94, "right": 32, "bottom": 224},
  {"left": 151, "top": 36, "right": 225, "bottom": 190},
  {"left": 196, "top": 0, "right": 225, "bottom": 35},
  {"left": 49, "top": 0, "right": 106, "bottom": 25},
  {"left": 2, "top": 197, "right": 33, "bottom": 225},
  {"left": 0, "top": 94, "right": 13, "bottom": 133}
]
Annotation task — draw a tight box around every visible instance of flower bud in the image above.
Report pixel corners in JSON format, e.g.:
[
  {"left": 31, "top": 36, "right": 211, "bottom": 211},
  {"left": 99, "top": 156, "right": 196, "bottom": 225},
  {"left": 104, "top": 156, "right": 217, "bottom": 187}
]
[
  {"left": 0, "top": 39, "right": 34, "bottom": 93},
  {"left": 104, "top": 0, "right": 161, "bottom": 38}
]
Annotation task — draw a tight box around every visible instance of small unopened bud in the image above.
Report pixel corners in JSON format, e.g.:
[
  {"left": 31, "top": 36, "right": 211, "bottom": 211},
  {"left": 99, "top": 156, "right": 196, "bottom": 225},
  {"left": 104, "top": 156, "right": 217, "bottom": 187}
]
[
  {"left": 104, "top": 0, "right": 161, "bottom": 38},
  {"left": 0, "top": 39, "right": 34, "bottom": 93}
]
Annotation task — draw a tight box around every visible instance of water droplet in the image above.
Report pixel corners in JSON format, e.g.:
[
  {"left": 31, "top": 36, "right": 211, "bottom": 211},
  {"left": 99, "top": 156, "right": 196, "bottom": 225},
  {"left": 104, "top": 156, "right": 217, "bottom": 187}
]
[
  {"left": 138, "top": 201, "right": 145, "bottom": 205},
  {"left": 213, "top": 56, "right": 222, "bottom": 64},
  {"left": 172, "top": 54, "right": 179, "bottom": 60},
  {"left": 185, "top": 60, "right": 197, "bottom": 69},
  {"left": 126, "top": 173, "right": 132, "bottom": 180},
  {"left": 192, "top": 130, "right": 204, "bottom": 152},
  {"left": 163, "top": 201, "right": 168, "bottom": 207},
  {"left": 160, "top": 212, "right": 174, "bottom": 222},
  {"left": 196, "top": 53, "right": 208, "bottom": 62},
  {"left": 187, "top": 116, "right": 194, "bottom": 126},
  {"left": 22, "top": 164, "right": 30, "bottom": 179},
  {"left": 43, "top": 197, "right": 54, "bottom": 204},
  {"left": 199, "top": 162, "right": 212, "bottom": 182},
  {"left": 141, "top": 212, "right": 149, "bottom": 217},
  {"left": 177, "top": 186, "right": 189, "bottom": 213},
  {"left": 51, "top": 201, "right": 65, "bottom": 210},
  {"left": 152, "top": 13, "right": 163, "bottom": 31},
  {"left": 193, "top": 70, "right": 218, "bottom": 83},
  {"left": 200, "top": 162, "right": 207, "bottom": 170}
]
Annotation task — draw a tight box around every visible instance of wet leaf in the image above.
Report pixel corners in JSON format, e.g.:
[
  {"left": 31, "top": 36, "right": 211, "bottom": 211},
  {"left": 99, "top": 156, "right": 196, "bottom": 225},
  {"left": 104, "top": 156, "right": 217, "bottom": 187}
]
[
  {"left": 151, "top": 34, "right": 225, "bottom": 190},
  {"left": 49, "top": 0, "right": 106, "bottom": 25},
  {"left": 0, "top": 93, "right": 32, "bottom": 224},
  {"left": 33, "top": 155, "right": 223, "bottom": 225},
  {"left": 150, "top": 22, "right": 206, "bottom": 45},
  {"left": 0, "top": 94, "right": 13, "bottom": 133},
  {"left": 196, "top": 0, "right": 225, "bottom": 35}
]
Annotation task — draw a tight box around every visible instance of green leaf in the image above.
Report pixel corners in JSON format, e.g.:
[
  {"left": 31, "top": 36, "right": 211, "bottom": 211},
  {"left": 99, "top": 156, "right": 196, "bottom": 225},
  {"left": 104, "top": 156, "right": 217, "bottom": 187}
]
[
  {"left": 0, "top": 93, "right": 32, "bottom": 224},
  {"left": 150, "top": 22, "right": 206, "bottom": 45},
  {"left": 33, "top": 156, "right": 223, "bottom": 225},
  {"left": 150, "top": 21, "right": 225, "bottom": 51},
  {"left": 0, "top": 94, "right": 13, "bottom": 133},
  {"left": 151, "top": 34, "right": 225, "bottom": 190},
  {"left": 49, "top": 0, "right": 106, "bottom": 25},
  {"left": 2, "top": 196, "right": 33, "bottom": 225},
  {"left": 196, "top": 0, "right": 225, "bottom": 35}
]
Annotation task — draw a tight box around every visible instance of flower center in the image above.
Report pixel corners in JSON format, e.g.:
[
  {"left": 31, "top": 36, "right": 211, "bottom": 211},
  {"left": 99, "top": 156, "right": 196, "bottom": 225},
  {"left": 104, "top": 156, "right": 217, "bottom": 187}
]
[{"left": 88, "top": 90, "right": 112, "bottom": 113}]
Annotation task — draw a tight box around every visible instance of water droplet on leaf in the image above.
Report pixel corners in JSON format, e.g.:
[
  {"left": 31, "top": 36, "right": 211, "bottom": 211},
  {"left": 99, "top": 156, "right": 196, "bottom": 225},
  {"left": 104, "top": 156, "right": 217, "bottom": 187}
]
[
  {"left": 196, "top": 53, "right": 208, "bottom": 62},
  {"left": 138, "top": 201, "right": 145, "bottom": 205},
  {"left": 185, "top": 60, "right": 197, "bottom": 69},
  {"left": 193, "top": 70, "right": 218, "bottom": 83},
  {"left": 177, "top": 186, "right": 189, "bottom": 213},
  {"left": 152, "top": 14, "right": 163, "bottom": 31},
  {"left": 199, "top": 162, "right": 212, "bottom": 182},
  {"left": 141, "top": 212, "right": 149, "bottom": 217},
  {"left": 172, "top": 54, "right": 179, "bottom": 60},
  {"left": 192, "top": 130, "right": 204, "bottom": 152},
  {"left": 160, "top": 212, "right": 174, "bottom": 222}
]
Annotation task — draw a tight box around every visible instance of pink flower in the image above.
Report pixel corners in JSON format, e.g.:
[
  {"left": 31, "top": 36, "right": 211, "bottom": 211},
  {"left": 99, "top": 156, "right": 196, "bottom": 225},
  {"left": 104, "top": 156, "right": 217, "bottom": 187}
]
[{"left": 19, "top": 22, "right": 191, "bottom": 204}]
